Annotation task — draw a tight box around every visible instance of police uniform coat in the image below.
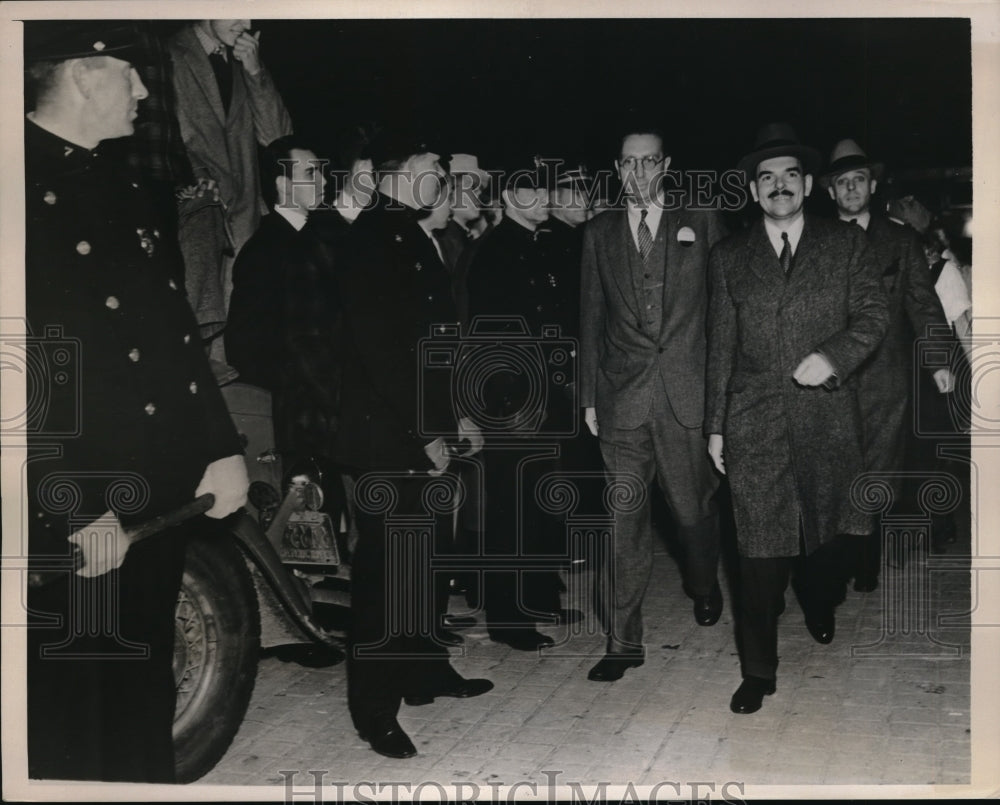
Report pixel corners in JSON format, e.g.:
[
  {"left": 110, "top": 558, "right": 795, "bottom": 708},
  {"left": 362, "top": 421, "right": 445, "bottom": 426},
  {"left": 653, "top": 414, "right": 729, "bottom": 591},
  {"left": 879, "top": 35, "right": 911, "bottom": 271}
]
[
  {"left": 24, "top": 120, "right": 242, "bottom": 782},
  {"left": 854, "top": 216, "right": 949, "bottom": 483},
  {"left": 705, "top": 215, "right": 890, "bottom": 558}
]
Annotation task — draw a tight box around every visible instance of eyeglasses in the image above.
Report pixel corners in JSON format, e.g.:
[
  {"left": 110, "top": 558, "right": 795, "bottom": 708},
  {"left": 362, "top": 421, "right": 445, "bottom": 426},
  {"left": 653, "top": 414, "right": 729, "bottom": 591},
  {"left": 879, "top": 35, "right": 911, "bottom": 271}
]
[{"left": 619, "top": 155, "right": 664, "bottom": 171}]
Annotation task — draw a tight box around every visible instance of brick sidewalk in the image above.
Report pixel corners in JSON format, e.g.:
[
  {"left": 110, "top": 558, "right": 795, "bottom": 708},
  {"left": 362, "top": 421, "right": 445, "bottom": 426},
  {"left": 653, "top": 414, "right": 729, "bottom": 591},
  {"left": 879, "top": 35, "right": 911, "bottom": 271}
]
[{"left": 200, "top": 546, "right": 970, "bottom": 790}]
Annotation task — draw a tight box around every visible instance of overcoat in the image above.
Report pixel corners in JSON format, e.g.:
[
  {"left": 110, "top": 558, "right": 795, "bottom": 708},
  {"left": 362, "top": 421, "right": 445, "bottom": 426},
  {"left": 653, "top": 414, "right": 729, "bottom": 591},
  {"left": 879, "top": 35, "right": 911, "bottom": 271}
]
[
  {"left": 333, "top": 194, "right": 460, "bottom": 473},
  {"left": 168, "top": 26, "right": 292, "bottom": 254},
  {"left": 226, "top": 212, "right": 344, "bottom": 461},
  {"left": 854, "top": 216, "right": 949, "bottom": 482},
  {"left": 580, "top": 207, "right": 726, "bottom": 430},
  {"left": 705, "top": 215, "right": 890, "bottom": 557}
]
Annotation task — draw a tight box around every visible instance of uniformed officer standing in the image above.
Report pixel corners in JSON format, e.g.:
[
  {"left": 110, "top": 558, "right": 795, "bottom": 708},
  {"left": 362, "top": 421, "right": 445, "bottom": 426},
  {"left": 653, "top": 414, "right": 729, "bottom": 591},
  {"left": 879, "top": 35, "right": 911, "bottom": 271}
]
[
  {"left": 466, "top": 154, "right": 583, "bottom": 652},
  {"left": 23, "top": 22, "right": 248, "bottom": 782},
  {"left": 334, "top": 130, "right": 493, "bottom": 760}
]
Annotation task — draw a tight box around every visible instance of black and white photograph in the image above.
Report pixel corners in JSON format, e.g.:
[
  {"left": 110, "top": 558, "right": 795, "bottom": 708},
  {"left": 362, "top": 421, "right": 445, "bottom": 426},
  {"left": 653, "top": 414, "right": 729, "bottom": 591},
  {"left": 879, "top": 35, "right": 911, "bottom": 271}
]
[{"left": 1, "top": 1, "right": 998, "bottom": 801}]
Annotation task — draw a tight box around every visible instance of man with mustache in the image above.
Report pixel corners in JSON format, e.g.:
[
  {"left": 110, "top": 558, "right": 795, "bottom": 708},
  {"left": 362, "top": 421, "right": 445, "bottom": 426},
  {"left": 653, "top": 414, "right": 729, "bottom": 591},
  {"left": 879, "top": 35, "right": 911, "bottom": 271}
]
[
  {"left": 705, "top": 123, "right": 889, "bottom": 714},
  {"left": 819, "top": 139, "right": 954, "bottom": 591}
]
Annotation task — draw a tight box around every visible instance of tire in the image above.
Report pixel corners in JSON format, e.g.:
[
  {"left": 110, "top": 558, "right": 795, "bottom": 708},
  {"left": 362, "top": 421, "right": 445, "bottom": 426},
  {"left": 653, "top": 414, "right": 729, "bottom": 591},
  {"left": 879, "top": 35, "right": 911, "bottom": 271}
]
[{"left": 172, "top": 530, "right": 261, "bottom": 783}]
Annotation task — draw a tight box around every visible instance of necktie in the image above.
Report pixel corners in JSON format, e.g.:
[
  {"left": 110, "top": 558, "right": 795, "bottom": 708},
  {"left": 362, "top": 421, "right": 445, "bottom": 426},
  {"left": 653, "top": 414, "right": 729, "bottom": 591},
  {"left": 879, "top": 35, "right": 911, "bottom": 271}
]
[
  {"left": 637, "top": 209, "right": 653, "bottom": 262},
  {"left": 779, "top": 231, "right": 792, "bottom": 275},
  {"left": 850, "top": 217, "right": 858, "bottom": 226},
  {"left": 208, "top": 46, "right": 233, "bottom": 113}
]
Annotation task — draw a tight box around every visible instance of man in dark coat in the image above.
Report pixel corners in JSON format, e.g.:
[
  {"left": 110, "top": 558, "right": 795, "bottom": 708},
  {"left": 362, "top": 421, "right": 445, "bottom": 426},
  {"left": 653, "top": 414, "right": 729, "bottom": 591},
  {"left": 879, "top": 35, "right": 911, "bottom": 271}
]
[
  {"left": 705, "top": 123, "right": 890, "bottom": 715},
  {"left": 579, "top": 127, "right": 727, "bottom": 683},
  {"left": 466, "top": 154, "right": 583, "bottom": 652},
  {"left": 333, "top": 132, "right": 493, "bottom": 760},
  {"left": 819, "top": 139, "right": 955, "bottom": 592},
  {"left": 23, "top": 22, "right": 248, "bottom": 781}
]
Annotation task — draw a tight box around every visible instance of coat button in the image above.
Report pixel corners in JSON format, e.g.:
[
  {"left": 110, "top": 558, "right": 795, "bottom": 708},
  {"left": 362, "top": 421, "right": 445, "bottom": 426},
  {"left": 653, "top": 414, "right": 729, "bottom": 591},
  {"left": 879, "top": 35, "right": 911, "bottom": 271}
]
[
  {"left": 76, "top": 241, "right": 91, "bottom": 255},
  {"left": 395, "top": 234, "right": 403, "bottom": 243},
  {"left": 128, "top": 348, "right": 140, "bottom": 362},
  {"left": 189, "top": 381, "right": 198, "bottom": 394},
  {"left": 43, "top": 191, "right": 57, "bottom": 205},
  {"left": 183, "top": 334, "right": 191, "bottom": 344},
  {"left": 105, "top": 296, "right": 120, "bottom": 310},
  {"left": 427, "top": 294, "right": 433, "bottom": 301},
  {"left": 536, "top": 305, "right": 542, "bottom": 312},
  {"left": 415, "top": 262, "right": 422, "bottom": 270},
  {"left": 168, "top": 279, "right": 178, "bottom": 290},
  {"left": 144, "top": 402, "right": 156, "bottom": 415}
]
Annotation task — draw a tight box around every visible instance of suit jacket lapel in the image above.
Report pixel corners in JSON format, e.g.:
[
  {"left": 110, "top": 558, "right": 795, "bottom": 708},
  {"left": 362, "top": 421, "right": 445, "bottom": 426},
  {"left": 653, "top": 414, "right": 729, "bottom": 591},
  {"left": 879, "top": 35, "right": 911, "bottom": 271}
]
[
  {"left": 747, "top": 219, "right": 781, "bottom": 285},
  {"left": 609, "top": 211, "right": 643, "bottom": 316},
  {"left": 656, "top": 211, "right": 676, "bottom": 341},
  {"left": 785, "top": 216, "right": 818, "bottom": 292},
  {"left": 178, "top": 28, "right": 227, "bottom": 125}
]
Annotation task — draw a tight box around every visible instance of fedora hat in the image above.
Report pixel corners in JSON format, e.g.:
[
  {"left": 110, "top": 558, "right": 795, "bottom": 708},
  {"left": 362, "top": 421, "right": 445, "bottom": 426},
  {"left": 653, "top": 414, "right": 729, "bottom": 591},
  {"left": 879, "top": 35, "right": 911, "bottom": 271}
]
[
  {"left": 737, "top": 122, "right": 822, "bottom": 182},
  {"left": 818, "top": 139, "right": 884, "bottom": 188},
  {"left": 24, "top": 21, "right": 147, "bottom": 65}
]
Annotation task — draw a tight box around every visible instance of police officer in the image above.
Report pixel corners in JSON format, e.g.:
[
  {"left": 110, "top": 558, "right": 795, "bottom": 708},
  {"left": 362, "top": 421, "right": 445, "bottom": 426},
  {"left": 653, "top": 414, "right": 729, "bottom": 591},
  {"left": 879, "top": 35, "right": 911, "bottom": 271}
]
[
  {"left": 24, "top": 22, "right": 248, "bottom": 781},
  {"left": 334, "top": 130, "right": 493, "bottom": 760},
  {"left": 466, "top": 154, "right": 583, "bottom": 652}
]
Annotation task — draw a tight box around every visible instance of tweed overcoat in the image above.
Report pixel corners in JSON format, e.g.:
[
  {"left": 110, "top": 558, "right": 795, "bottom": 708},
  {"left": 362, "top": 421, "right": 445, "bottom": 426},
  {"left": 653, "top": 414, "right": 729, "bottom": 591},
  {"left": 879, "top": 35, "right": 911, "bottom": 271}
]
[
  {"left": 580, "top": 207, "right": 726, "bottom": 430},
  {"left": 705, "top": 215, "right": 890, "bottom": 557},
  {"left": 853, "top": 216, "right": 950, "bottom": 484}
]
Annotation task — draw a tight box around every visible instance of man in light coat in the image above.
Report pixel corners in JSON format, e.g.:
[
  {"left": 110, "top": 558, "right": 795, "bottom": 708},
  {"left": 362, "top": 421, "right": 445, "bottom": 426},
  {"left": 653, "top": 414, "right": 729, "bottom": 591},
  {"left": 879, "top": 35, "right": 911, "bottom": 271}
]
[
  {"left": 705, "top": 123, "right": 889, "bottom": 714},
  {"left": 169, "top": 19, "right": 292, "bottom": 331}
]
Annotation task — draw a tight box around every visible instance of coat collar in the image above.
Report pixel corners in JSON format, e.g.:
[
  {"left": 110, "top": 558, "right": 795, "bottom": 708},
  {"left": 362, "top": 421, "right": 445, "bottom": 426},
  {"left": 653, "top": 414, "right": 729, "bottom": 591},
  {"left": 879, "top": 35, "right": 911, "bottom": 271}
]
[{"left": 174, "top": 25, "right": 234, "bottom": 126}]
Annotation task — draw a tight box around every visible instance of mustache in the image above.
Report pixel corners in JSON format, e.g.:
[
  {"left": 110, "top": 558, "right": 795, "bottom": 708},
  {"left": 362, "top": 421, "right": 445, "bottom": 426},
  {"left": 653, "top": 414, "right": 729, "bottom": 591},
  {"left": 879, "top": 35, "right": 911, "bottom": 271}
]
[{"left": 768, "top": 189, "right": 794, "bottom": 199}]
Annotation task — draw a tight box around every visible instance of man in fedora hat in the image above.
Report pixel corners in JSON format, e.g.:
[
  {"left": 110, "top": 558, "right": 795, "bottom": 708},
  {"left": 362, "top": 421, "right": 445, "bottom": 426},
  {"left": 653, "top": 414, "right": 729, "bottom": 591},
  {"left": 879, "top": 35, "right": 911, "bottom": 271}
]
[
  {"left": 820, "top": 138, "right": 954, "bottom": 591},
  {"left": 706, "top": 123, "right": 889, "bottom": 714},
  {"left": 23, "top": 21, "right": 248, "bottom": 780},
  {"left": 579, "top": 125, "right": 727, "bottom": 684}
]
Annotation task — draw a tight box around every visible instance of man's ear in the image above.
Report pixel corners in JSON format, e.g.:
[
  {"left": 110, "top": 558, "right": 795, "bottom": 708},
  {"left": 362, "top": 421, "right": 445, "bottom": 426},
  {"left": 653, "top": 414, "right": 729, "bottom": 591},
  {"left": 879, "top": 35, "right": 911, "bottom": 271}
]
[
  {"left": 68, "top": 58, "right": 95, "bottom": 99},
  {"left": 870, "top": 178, "right": 878, "bottom": 197},
  {"left": 827, "top": 186, "right": 836, "bottom": 202},
  {"left": 804, "top": 174, "right": 813, "bottom": 197},
  {"left": 749, "top": 181, "right": 760, "bottom": 204},
  {"left": 662, "top": 156, "right": 672, "bottom": 171}
]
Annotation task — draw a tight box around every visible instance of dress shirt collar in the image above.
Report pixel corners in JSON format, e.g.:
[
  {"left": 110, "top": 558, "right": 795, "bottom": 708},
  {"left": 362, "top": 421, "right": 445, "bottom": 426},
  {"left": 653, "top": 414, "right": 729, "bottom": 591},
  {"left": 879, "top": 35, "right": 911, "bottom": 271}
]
[
  {"left": 195, "top": 24, "right": 226, "bottom": 57},
  {"left": 838, "top": 210, "right": 871, "bottom": 231},
  {"left": 763, "top": 213, "right": 805, "bottom": 256},
  {"left": 275, "top": 205, "right": 308, "bottom": 232}
]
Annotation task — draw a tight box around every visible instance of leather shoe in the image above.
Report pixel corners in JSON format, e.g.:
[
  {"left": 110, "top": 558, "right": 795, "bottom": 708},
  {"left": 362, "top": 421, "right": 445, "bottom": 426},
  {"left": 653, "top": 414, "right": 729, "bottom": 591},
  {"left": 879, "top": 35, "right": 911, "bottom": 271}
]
[
  {"left": 432, "top": 629, "right": 464, "bottom": 646},
  {"left": 359, "top": 718, "right": 417, "bottom": 759},
  {"left": 587, "top": 653, "right": 644, "bottom": 681},
  {"left": 269, "top": 643, "right": 345, "bottom": 667},
  {"left": 729, "top": 676, "right": 776, "bottom": 714},
  {"left": 805, "top": 614, "right": 835, "bottom": 644},
  {"left": 404, "top": 676, "right": 494, "bottom": 706},
  {"left": 853, "top": 576, "right": 878, "bottom": 593},
  {"left": 443, "top": 614, "right": 477, "bottom": 629},
  {"left": 489, "top": 628, "right": 555, "bottom": 651},
  {"left": 693, "top": 584, "right": 724, "bottom": 626}
]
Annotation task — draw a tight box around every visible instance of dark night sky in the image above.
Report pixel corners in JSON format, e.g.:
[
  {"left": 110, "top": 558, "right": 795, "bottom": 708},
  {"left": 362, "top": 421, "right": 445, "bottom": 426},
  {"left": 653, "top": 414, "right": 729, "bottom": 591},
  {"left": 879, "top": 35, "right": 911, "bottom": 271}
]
[{"left": 252, "top": 17, "right": 971, "bottom": 177}]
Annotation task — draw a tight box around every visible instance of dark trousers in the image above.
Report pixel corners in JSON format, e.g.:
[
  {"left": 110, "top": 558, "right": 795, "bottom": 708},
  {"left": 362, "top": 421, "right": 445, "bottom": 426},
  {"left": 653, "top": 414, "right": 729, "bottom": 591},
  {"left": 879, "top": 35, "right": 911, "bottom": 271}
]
[
  {"left": 27, "top": 525, "right": 188, "bottom": 782},
  {"left": 481, "top": 442, "right": 565, "bottom": 627},
  {"left": 737, "top": 535, "right": 850, "bottom": 680},
  {"left": 347, "top": 473, "right": 461, "bottom": 733},
  {"left": 597, "top": 392, "right": 720, "bottom": 652}
]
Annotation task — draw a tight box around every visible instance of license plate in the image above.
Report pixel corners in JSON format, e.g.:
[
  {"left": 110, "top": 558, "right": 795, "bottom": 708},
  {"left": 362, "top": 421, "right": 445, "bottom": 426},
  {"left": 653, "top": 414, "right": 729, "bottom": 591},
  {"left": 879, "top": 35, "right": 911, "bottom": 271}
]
[{"left": 281, "top": 510, "right": 341, "bottom": 566}]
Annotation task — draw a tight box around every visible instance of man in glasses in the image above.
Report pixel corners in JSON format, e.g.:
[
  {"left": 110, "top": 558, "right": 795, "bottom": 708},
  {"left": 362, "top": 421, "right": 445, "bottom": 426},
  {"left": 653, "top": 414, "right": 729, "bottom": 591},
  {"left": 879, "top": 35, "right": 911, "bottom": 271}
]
[{"left": 579, "top": 126, "right": 727, "bottom": 682}]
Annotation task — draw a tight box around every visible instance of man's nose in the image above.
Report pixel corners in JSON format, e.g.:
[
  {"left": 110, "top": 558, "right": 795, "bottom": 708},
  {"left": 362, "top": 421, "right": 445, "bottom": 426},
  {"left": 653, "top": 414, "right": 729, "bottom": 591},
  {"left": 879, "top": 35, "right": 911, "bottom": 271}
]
[{"left": 131, "top": 69, "right": 149, "bottom": 100}]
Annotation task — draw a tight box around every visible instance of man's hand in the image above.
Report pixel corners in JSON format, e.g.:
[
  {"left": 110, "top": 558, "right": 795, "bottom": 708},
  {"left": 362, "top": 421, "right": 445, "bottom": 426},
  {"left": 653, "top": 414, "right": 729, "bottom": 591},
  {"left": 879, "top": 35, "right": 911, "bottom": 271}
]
[
  {"left": 456, "top": 416, "right": 484, "bottom": 457},
  {"left": 232, "top": 30, "right": 262, "bottom": 75},
  {"left": 708, "top": 434, "right": 726, "bottom": 476},
  {"left": 194, "top": 455, "right": 249, "bottom": 518},
  {"left": 584, "top": 407, "right": 599, "bottom": 437},
  {"left": 68, "top": 511, "right": 129, "bottom": 578},
  {"left": 176, "top": 177, "right": 221, "bottom": 203},
  {"left": 424, "top": 437, "right": 450, "bottom": 476},
  {"left": 793, "top": 352, "right": 836, "bottom": 387},
  {"left": 933, "top": 368, "right": 956, "bottom": 394}
]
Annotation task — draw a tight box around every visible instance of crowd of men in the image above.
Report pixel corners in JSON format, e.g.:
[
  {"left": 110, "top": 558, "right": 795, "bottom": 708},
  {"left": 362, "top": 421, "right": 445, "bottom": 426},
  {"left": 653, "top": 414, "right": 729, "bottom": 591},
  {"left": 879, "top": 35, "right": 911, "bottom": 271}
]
[{"left": 22, "top": 19, "right": 972, "bottom": 781}]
